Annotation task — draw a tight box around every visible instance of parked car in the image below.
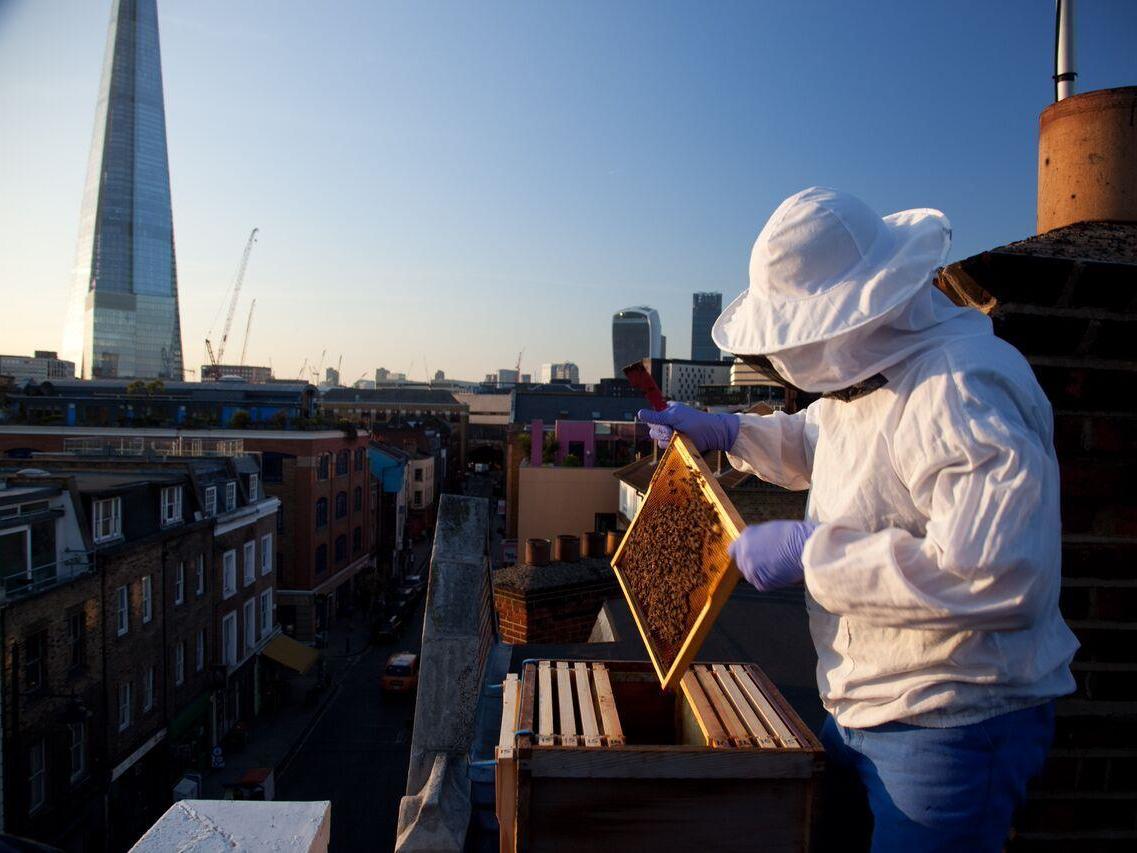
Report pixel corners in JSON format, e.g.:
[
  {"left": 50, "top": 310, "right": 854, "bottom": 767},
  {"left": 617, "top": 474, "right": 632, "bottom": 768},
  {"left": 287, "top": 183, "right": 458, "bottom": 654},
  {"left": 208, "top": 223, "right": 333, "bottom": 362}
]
[
  {"left": 373, "top": 612, "right": 403, "bottom": 644},
  {"left": 381, "top": 652, "right": 420, "bottom": 693}
]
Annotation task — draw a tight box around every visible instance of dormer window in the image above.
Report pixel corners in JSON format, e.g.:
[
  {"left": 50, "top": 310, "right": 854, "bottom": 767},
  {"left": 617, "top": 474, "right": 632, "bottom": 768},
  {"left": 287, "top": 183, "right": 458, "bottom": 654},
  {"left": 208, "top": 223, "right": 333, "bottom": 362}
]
[
  {"left": 160, "top": 486, "right": 182, "bottom": 527},
  {"left": 93, "top": 497, "right": 122, "bottom": 544},
  {"left": 225, "top": 481, "right": 237, "bottom": 512},
  {"left": 248, "top": 473, "right": 259, "bottom": 502},
  {"left": 204, "top": 487, "right": 217, "bottom": 517}
]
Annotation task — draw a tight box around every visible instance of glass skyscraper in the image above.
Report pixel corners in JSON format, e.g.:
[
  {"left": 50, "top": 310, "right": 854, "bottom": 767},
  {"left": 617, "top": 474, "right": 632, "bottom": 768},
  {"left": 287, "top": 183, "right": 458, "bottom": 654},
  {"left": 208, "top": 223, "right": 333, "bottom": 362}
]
[
  {"left": 690, "top": 292, "right": 722, "bottom": 361},
  {"left": 61, "top": 0, "right": 184, "bottom": 380},
  {"left": 612, "top": 307, "right": 662, "bottom": 377}
]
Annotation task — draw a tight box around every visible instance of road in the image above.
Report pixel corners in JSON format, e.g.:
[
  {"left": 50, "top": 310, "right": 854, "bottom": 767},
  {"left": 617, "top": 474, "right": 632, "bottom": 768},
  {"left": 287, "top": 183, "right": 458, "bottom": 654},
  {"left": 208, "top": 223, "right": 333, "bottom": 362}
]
[{"left": 278, "top": 595, "right": 426, "bottom": 852}]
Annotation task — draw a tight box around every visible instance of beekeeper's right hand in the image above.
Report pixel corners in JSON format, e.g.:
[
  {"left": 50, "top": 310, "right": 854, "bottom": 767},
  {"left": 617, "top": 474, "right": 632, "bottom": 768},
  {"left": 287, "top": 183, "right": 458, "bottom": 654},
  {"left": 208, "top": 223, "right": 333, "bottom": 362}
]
[{"left": 637, "top": 402, "right": 739, "bottom": 454}]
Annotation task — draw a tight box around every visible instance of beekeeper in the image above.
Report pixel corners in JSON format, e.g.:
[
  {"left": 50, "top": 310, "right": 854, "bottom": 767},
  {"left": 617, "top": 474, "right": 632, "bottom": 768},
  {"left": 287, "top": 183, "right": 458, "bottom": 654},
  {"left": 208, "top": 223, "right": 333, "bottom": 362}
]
[{"left": 639, "top": 187, "right": 1078, "bottom": 851}]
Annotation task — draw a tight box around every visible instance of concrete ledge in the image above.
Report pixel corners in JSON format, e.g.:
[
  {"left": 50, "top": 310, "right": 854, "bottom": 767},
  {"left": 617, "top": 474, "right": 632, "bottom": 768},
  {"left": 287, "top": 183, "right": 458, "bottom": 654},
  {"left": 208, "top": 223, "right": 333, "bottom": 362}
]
[{"left": 396, "top": 494, "right": 491, "bottom": 853}]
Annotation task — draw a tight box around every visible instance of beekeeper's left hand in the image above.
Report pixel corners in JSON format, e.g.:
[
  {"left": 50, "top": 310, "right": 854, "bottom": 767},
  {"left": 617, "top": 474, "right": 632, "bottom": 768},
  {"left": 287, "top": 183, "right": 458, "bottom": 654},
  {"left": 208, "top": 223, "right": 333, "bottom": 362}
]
[{"left": 729, "top": 520, "right": 818, "bottom": 591}]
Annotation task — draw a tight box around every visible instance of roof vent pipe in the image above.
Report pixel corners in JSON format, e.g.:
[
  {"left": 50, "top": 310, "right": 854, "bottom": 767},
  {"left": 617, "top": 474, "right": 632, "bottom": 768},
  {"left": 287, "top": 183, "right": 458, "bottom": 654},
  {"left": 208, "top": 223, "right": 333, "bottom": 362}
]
[{"left": 1054, "top": 0, "right": 1076, "bottom": 102}]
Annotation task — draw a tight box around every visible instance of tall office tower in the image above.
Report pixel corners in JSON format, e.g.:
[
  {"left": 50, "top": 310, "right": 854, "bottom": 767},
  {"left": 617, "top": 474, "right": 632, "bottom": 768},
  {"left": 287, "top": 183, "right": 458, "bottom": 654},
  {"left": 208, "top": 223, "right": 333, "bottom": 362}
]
[
  {"left": 691, "top": 292, "right": 722, "bottom": 361},
  {"left": 539, "top": 362, "right": 581, "bottom": 384},
  {"left": 611, "top": 307, "right": 662, "bottom": 377},
  {"left": 61, "top": 0, "right": 184, "bottom": 380}
]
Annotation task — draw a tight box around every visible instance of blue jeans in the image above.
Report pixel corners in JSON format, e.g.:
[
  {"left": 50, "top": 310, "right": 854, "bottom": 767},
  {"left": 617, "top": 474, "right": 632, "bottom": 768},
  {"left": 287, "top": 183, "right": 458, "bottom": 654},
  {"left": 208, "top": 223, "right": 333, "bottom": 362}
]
[{"left": 818, "top": 703, "right": 1055, "bottom": 852}]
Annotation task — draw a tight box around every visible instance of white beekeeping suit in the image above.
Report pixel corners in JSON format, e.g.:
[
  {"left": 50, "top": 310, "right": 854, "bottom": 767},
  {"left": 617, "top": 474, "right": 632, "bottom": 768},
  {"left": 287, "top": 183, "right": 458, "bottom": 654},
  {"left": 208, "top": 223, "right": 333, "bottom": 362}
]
[{"left": 713, "top": 187, "right": 1078, "bottom": 728}]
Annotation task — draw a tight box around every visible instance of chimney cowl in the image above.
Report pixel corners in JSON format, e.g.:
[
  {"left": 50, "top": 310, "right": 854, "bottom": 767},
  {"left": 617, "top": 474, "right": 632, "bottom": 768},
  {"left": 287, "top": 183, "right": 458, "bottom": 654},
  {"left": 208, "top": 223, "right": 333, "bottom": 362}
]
[{"left": 580, "top": 531, "right": 606, "bottom": 559}]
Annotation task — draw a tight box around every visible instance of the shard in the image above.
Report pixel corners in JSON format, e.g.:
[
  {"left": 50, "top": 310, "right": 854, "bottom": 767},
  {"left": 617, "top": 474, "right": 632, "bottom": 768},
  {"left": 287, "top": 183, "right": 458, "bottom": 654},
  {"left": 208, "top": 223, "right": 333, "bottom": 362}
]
[{"left": 61, "top": 0, "right": 183, "bottom": 380}]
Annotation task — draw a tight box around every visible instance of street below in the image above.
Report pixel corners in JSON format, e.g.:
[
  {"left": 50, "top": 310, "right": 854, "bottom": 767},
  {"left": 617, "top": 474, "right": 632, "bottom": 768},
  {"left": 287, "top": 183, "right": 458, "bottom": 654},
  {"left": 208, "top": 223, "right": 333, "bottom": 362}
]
[{"left": 278, "top": 595, "right": 427, "bottom": 852}]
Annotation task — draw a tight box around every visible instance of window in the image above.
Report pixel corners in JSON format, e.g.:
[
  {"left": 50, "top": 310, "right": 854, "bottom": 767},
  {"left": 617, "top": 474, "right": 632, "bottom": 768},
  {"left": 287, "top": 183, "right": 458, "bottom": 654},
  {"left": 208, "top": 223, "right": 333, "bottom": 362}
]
[
  {"left": 160, "top": 485, "right": 182, "bottom": 527},
  {"left": 243, "top": 541, "right": 255, "bottom": 586},
  {"left": 336, "top": 450, "right": 349, "bottom": 476},
  {"left": 69, "top": 722, "right": 86, "bottom": 783},
  {"left": 196, "top": 628, "right": 206, "bottom": 672},
  {"left": 335, "top": 491, "right": 348, "bottom": 519},
  {"left": 222, "top": 612, "right": 237, "bottom": 666},
  {"left": 353, "top": 486, "right": 362, "bottom": 512},
  {"left": 334, "top": 535, "right": 347, "bottom": 565},
  {"left": 1, "top": 520, "right": 55, "bottom": 595},
  {"left": 116, "top": 585, "right": 129, "bottom": 636},
  {"left": 222, "top": 550, "right": 237, "bottom": 599},
  {"left": 142, "top": 575, "right": 152, "bottom": 623},
  {"left": 225, "top": 481, "right": 237, "bottom": 512},
  {"left": 352, "top": 526, "right": 362, "bottom": 555},
  {"left": 414, "top": 467, "right": 423, "bottom": 482},
  {"left": 262, "top": 452, "right": 285, "bottom": 483},
  {"left": 260, "top": 589, "right": 273, "bottom": 639},
  {"left": 67, "top": 611, "right": 84, "bottom": 670},
  {"left": 24, "top": 631, "right": 46, "bottom": 693},
  {"left": 314, "top": 544, "right": 328, "bottom": 575},
  {"left": 315, "top": 498, "right": 328, "bottom": 529},
  {"left": 260, "top": 534, "right": 272, "bottom": 575},
  {"left": 244, "top": 598, "right": 256, "bottom": 654},
  {"left": 204, "top": 486, "right": 217, "bottom": 516},
  {"left": 196, "top": 554, "right": 205, "bottom": 596},
  {"left": 354, "top": 447, "right": 365, "bottom": 471},
  {"left": 413, "top": 490, "right": 423, "bottom": 508},
  {"left": 174, "top": 642, "right": 185, "bottom": 686},
  {"left": 248, "top": 473, "right": 259, "bottom": 502},
  {"left": 317, "top": 454, "right": 330, "bottom": 480},
  {"left": 175, "top": 562, "right": 185, "bottom": 605},
  {"left": 29, "top": 740, "right": 46, "bottom": 813},
  {"left": 118, "top": 682, "right": 132, "bottom": 731},
  {"left": 92, "top": 497, "right": 121, "bottom": 543},
  {"left": 144, "top": 665, "right": 155, "bottom": 709}
]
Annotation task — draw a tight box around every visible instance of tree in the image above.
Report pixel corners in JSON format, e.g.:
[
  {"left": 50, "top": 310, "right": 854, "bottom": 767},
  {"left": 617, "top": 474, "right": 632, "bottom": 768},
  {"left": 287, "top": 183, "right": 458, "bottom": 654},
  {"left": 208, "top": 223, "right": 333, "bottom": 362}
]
[{"left": 229, "top": 409, "right": 251, "bottom": 429}]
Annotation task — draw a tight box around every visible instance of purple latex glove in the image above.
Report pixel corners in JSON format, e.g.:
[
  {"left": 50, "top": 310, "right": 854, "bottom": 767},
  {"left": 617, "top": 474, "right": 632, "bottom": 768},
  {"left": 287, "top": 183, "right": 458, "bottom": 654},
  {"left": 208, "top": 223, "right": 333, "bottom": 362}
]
[
  {"left": 729, "top": 521, "right": 818, "bottom": 592},
  {"left": 636, "top": 402, "right": 740, "bottom": 454}
]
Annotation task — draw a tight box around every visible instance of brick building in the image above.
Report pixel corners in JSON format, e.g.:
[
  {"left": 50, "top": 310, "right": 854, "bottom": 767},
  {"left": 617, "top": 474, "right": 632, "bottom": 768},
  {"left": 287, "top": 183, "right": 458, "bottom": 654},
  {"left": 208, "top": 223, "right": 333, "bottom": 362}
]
[
  {"left": 0, "top": 427, "right": 376, "bottom": 644},
  {"left": 0, "top": 451, "right": 280, "bottom": 849}
]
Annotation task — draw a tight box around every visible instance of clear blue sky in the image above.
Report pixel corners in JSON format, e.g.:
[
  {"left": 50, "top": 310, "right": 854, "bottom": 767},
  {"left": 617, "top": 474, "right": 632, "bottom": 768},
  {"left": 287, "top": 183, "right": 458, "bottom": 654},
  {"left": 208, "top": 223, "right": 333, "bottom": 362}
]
[{"left": 1, "top": 1, "right": 1134, "bottom": 383}]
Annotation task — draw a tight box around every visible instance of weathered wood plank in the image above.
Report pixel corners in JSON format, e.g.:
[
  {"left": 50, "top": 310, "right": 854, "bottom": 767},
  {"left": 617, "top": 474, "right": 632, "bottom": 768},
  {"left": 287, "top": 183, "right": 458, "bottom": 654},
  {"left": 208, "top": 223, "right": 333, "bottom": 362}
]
[
  {"left": 496, "top": 675, "right": 521, "bottom": 853},
  {"left": 728, "top": 665, "right": 800, "bottom": 749},
  {"left": 679, "top": 669, "right": 730, "bottom": 748},
  {"left": 694, "top": 665, "right": 753, "bottom": 747},
  {"left": 574, "top": 661, "right": 602, "bottom": 747},
  {"left": 555, "top": 662, "right": 578, "bottom": 747},
  {"left": 538, "top": 661, "right": 555, "bottom": 746},
  {"left": 591, "top": 663, "right": 624, "bottom": 746},
  {"left": 711, "top": 664, "right": 775, "bottom": 748}
]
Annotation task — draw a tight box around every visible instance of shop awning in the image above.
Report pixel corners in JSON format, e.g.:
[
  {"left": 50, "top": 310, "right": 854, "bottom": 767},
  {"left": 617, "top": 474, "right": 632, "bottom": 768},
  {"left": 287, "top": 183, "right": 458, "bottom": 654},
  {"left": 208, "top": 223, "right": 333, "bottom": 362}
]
[{"left": 262, "top": 634, "right": 320, "bottom": 675}]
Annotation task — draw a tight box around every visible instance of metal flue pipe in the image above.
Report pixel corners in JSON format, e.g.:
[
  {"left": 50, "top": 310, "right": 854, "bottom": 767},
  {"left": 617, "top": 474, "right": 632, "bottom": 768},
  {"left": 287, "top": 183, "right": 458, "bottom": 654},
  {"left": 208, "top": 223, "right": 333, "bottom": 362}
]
[{"left": 1054, "top": 0, "right": 1077, "bottom": 101}]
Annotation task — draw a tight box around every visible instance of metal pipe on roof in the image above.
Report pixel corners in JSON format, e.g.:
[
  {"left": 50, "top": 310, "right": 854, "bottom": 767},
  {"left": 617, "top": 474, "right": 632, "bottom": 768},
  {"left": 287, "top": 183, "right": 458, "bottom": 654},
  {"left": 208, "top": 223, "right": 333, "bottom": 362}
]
[{"left": 1054, "top": 0, "right": 1077, "bottom": 102}]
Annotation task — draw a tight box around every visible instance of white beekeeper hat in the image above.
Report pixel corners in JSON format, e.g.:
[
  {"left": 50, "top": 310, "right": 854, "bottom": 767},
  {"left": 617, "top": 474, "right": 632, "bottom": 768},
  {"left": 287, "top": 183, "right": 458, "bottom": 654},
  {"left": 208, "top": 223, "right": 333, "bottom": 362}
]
[{"left": 712, "top": 187, "right": 952, "bottom": 356}]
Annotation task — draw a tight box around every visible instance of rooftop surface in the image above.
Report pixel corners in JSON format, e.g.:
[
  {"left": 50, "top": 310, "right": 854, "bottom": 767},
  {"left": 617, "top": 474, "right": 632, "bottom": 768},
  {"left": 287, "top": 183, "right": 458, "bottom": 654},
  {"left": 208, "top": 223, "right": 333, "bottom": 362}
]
[{"left": 322, "top": 387, "right": 462, "bottom": 405}]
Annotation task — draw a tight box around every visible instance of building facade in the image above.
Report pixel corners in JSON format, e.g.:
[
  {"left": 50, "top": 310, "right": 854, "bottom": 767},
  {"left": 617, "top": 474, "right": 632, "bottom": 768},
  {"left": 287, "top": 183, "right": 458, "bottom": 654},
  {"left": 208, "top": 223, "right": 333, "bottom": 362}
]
[
  {"left": 199, "top": 365, "right": 274, "bottom": 383},
  {"left": 611, "top": 307, "right": 662, "bottom": 377},
  {"left": 538, "top": 362, "right": 581, "bottom": 384},
  {"left": 0, "top": 352, "right": 76, "bottom": 383},
  {"left": 61, "top": 0, "right": 185, "bottom": 381},
  {"left": 690, "top": 292, "right": 723, "bottom": 361}
]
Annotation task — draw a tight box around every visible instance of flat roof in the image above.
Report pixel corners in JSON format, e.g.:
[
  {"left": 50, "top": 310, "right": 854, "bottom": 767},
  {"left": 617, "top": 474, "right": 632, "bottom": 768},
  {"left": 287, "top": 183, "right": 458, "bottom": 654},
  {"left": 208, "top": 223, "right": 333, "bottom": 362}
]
[{"left": 0, "top": 426, "right": 366, "bottom": 441}]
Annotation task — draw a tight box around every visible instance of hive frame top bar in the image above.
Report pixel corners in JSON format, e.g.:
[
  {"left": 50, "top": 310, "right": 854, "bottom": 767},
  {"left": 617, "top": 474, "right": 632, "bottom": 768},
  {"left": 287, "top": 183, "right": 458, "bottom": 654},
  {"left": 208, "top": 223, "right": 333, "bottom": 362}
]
[{"left": 610, "top": 432, "right": 747, "bottom": 691}]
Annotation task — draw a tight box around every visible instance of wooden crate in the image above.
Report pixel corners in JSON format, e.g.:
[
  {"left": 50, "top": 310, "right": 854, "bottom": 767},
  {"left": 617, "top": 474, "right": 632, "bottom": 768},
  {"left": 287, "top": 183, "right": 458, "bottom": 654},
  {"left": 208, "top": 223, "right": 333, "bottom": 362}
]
[
  {"left": 611, "top": 433, "right": 746, "bottom": 691},
  {"left": 495, "top": 660, "right": 824, "bottom": 852}
]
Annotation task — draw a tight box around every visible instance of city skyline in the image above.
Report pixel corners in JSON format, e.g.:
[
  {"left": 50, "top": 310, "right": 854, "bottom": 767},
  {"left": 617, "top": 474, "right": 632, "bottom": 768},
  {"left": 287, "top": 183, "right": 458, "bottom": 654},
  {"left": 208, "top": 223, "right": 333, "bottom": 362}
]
[{"left": 3, "top": 2, "right": 1136, "bottom": 383}]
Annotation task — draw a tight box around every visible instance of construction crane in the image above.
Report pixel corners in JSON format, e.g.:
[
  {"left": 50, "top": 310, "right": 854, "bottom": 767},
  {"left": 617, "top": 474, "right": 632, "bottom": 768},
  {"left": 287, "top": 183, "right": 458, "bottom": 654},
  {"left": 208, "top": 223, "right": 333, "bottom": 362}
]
[
  {"left": 297, "top": 357, "right": 308, "bottom": 380},
  {"left": 205, "top": 227, "right": 258, "bottom": 370},
  {"left": 239, "top": 299, "right": 256, "bottom": 366},
  {"left": 515, "top": 347, "right": 525, "bottom": 378}
]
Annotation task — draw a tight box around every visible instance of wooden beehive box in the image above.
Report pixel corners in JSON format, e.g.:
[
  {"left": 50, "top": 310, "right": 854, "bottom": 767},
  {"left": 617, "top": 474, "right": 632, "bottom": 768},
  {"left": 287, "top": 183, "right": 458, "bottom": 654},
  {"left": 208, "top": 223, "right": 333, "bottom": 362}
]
[
  {"left": 611, "top": 433, "right": 746, "bottom": 691},
  {"left": 495, "top": 660, "right": 824, "bottom": 853}
]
